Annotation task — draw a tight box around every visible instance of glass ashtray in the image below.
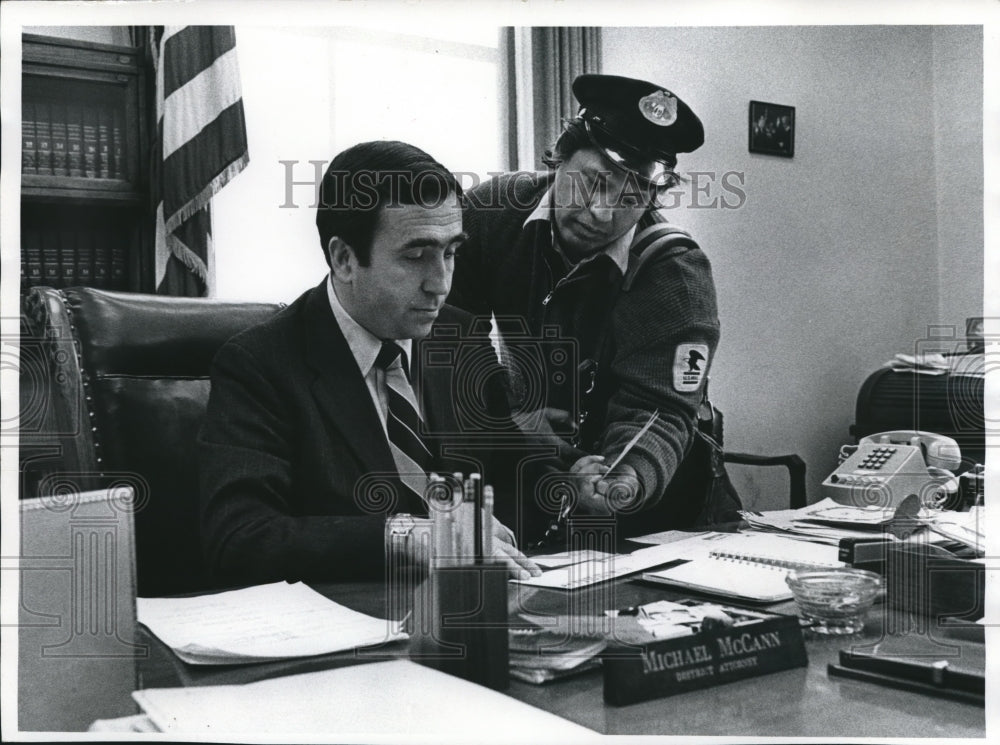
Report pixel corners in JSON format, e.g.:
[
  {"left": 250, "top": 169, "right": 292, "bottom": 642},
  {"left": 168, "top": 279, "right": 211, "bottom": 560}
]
[{"left": 785, "top": 568, "right": 884, "bottom": 635}]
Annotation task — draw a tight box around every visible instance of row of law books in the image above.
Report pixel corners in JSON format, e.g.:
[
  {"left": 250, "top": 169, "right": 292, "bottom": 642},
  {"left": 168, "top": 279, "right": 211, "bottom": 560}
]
[
  {"left": 22, "top": 100, "right": 125, "bottom": 180},
  {"left": 22, "top": 227, "right": 129, "bottom": 291}
]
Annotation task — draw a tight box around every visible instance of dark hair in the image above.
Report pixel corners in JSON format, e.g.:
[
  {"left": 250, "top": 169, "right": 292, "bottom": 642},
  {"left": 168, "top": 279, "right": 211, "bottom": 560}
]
[
  {"left": 541, "top": 118, "right": 682, "bottom": 192},
  {"left": 315, "top": 140, "right": 462, "bottom": 267}
]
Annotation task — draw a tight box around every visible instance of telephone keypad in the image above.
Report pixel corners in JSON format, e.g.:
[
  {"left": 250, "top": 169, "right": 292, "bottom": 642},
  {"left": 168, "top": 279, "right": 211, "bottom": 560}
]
[{"left": 858, "top": 446, "right": 896, "bottom": 471}]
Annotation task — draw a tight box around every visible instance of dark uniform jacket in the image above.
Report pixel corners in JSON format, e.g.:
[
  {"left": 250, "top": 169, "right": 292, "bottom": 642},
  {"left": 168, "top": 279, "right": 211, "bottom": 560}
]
[
  {"left": 198, "top": 281, "right": 541, "bottom": 585},
  {"left": 449, "top": 172, "right": 721, "bottom": 525}
]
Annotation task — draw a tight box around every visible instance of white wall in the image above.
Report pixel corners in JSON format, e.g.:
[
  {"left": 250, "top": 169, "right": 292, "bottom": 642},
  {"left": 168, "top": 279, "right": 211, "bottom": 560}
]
[
  {"left": 931, "top": 26, "right": 984, "bottom": 330},
  {"left": 602, "top": 26, "right": 983, "bottom": 508},
  {"left": 212, "top": 26, "right": 501, "bottom": 303},
  {"left": 210, "top": 28, "right": 333, "bottom": 302}
]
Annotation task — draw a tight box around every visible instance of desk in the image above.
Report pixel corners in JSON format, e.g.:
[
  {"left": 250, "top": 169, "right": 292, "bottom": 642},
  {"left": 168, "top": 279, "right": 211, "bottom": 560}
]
[{"left": 19, "top": 576, "right": 986, "bottom": 737}]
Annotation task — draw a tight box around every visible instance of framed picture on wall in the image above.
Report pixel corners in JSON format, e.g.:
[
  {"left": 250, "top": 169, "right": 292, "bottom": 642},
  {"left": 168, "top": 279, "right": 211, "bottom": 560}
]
[{"left": 749, "top": 100, "right": 795, "bottom": 157}]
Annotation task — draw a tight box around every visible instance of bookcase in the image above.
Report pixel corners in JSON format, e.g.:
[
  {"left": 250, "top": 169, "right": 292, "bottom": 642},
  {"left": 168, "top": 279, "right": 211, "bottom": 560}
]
[{"left": 20, "top": 33, "right": 152, "bottom": 293}]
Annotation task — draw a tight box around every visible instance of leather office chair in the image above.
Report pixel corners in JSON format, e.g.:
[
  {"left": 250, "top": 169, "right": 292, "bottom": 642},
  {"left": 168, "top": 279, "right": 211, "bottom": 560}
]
[
  {"left": 716, "top": 407, "right": 808, "bottom": 511},
  {"left": 21, "top": 287, "right": 281, "bottom": 596},
  {"left": 697, "top": 391, "right": 808, "bottom": 514},
  {"left": 725, "top": 449, "right": 807, "bottom": 509}
]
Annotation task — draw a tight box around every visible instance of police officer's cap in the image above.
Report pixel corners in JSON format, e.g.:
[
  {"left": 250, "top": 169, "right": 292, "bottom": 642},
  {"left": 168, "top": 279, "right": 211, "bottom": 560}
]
[{"left": 573, "top": 74, "right": 704, "bottom": 178}]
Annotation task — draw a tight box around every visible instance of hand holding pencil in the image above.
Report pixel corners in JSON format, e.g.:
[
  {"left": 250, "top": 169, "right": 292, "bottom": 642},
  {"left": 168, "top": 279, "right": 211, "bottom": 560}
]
[{"left": 568, "top": 410, "right": 656, "bottom": 516}]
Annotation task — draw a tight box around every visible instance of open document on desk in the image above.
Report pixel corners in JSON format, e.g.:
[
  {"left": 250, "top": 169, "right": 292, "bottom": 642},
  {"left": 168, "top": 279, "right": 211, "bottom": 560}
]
[
  {"left": 137, "top": 581, "right": 406, "bottom": 664},
  {"left": 133, "top": 659, "right": 599, "bottom": 738},
  {"left": 513, "top": 540, "right": 710, "bottom": 590},
  {"left": 517, "top": 531, "right": 845, "bottom": 593}
]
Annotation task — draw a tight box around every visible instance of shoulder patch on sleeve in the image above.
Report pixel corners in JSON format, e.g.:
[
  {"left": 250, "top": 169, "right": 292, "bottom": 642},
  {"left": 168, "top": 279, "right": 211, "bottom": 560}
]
[{"left": 673, "top": 344, "right": 709, "bottom": 392}]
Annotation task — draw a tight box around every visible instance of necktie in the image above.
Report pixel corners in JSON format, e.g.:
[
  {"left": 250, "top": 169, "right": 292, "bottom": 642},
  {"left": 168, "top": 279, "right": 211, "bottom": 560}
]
[{"left": 374, "top": 341, "right": 433, "bottom": 502}]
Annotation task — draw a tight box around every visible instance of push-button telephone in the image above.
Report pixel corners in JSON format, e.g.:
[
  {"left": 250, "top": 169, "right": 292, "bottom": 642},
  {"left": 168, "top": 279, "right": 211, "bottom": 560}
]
[{"left": 822, "top": 430, "right": 962, "bottom": 509}]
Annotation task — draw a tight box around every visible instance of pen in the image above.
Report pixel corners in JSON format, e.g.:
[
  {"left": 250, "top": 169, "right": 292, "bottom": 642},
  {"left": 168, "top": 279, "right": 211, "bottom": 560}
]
[
  {"left": 604, "top": 409, "right": 659, "bottom": 474},
  {"left": 558, "top": 483, "right": 573, "bottom": 521},
  {"left": 451, "top": 472, "right": 465, "bottom": 560}
]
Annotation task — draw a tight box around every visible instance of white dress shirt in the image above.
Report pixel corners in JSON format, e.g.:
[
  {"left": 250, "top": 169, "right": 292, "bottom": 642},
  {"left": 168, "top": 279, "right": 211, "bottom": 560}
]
[{"left": 325, "top": 275, "right": 420, "bottom": 435}]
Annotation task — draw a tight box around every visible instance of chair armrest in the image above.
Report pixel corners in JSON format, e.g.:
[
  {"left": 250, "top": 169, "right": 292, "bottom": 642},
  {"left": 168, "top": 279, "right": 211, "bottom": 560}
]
[{"left": 723, "top": 452, "right": 807, "bottom": 509}]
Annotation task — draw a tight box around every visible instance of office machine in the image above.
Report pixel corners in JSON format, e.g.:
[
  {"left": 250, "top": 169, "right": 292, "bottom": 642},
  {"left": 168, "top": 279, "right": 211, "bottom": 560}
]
[{"left": 821, "top": 430, "right": 962, "bottom": 510}]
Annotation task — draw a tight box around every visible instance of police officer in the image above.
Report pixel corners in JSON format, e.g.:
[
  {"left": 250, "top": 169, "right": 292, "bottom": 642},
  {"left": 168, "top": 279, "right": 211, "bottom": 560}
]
[{"left": 448, "top": 74, "right": 720, "bottom": 535}]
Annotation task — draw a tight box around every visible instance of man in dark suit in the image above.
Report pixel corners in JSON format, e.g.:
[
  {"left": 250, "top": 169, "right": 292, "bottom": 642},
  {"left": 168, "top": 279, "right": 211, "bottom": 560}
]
[{"left": 199, "top": 141, "right": 541, "bottom": 586}]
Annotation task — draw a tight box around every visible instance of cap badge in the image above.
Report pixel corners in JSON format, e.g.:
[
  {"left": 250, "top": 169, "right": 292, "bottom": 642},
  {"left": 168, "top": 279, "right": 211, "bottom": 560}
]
[{"left": 639, "top": 90, "right": 678, "bottom": 126}]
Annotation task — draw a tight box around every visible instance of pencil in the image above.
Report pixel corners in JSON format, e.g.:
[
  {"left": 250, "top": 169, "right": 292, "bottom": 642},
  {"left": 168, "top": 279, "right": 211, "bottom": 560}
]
[
  {"left": 458, "top": 473, "right": 475, "bottom": 561},
  {"left": 429, "top": 473, "right": 447, "bottom": 567},
  {"left": 471, "top": 473, "right": 483, "bottom": 564},
  {"left": 483, "top": 485, "right": 495, "bottom": 560}
]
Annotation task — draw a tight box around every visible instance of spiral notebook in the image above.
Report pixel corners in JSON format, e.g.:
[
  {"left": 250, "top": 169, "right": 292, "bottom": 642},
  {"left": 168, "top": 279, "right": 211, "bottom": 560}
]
[{"left": 641, "top": 533, "right": 845, "bottom": 603}]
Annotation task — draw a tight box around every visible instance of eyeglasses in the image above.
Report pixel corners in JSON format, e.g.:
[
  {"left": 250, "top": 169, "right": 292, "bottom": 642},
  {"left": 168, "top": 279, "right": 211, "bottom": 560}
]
[{"left": 582, "top": 118, "right": 678, "bottom": 189}]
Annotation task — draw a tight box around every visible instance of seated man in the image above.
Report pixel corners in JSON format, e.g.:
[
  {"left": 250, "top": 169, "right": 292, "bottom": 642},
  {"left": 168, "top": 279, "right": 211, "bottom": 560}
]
[{"left": 199, "top": 140, "right": 540, "bottom": 585}]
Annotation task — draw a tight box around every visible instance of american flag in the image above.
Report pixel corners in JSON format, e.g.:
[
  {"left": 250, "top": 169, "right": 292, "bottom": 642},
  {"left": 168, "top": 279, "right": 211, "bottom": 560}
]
[{"left": 151, "top": 26, "right": 249, "bottom": 296}]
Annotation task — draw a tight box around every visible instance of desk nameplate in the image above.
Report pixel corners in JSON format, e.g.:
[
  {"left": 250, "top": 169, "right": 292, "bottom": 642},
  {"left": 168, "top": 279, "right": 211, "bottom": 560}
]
[{"left": 602, "top": 612, "right": 807, "bottom": 706}]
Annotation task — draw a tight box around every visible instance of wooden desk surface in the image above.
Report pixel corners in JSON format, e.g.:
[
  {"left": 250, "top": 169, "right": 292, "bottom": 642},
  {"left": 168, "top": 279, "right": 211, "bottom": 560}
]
[
  {"left": 27, "top": 576, "right": 983, "bottom": 738},
  {"left": 505, "top": 582, "right": 985, "bottom": 737}
]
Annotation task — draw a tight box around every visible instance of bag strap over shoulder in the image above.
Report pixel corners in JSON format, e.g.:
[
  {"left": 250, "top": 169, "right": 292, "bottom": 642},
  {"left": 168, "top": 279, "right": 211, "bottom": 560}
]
[
  {"left": 622, "top": 222, "right": 718, "bottom": 438},
  {"left": 590, "top": 222, "right": 703, "bottom": 381},
  {"left": 622, "top": 224, "right": 700, "bottom": 292},
  {"left": 578, "top": 221, "right": 709, "bottom": 449}
]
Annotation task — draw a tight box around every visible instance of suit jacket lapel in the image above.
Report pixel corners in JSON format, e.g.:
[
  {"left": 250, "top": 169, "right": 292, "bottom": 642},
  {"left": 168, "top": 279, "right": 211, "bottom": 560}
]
[
  {"left": 415, "top": 317, "right": 491, "bottom": 475},
  {"left": 302, "top": 284, "right": 396, "bottom": 478}
]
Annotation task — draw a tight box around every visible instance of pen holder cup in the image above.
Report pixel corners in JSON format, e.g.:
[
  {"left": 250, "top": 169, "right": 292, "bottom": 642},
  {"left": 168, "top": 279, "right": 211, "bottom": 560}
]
[{"left": 409, "top": 561, "right": 510, "bottom": 690}]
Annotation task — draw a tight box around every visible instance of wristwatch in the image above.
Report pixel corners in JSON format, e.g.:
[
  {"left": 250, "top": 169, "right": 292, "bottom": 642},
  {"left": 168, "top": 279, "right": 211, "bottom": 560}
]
[
  {"left": 386, "top": 513, "right": 416, "bottom": 537},
  {"left": 385, "top": 513, "right": 415, "bottom": 553}
]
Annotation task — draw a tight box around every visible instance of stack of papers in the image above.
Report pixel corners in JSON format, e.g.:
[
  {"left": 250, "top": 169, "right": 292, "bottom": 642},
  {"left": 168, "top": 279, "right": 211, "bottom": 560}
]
[
  {"left": 508, "top": 627, "right": 606, "bottom": 684},
  {"left": 921, "top": 507, "right": 985, "bottom": 554},
  {"left": 739, "top": 498, "right": 911, "bottom": 544},
  {"left": 133, "top": 660, "right": 599, "bottom": 737},
  {"left": 739, "top": 499, "right": 981, "bottom": 552},
  {"left": 887, "top": 352, "right": 950, "bottom": 375},
  {"left": 885, "top": 352, "right": 985, "bottom": 378},
  {"left": 137, "top": 582, "right": 406, "bottom": 665}
]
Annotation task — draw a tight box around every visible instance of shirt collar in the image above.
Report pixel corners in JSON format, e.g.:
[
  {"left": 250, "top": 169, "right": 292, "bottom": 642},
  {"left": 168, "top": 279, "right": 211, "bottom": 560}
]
[
  {"left": 326, "top": 275, "right": 413, "bottom": 376},
  {"left": 524, "top": 185, "right": 634, "bottom": 274},
  {"left": 523, "top": 187, "right": 552, "bottom": 226}
]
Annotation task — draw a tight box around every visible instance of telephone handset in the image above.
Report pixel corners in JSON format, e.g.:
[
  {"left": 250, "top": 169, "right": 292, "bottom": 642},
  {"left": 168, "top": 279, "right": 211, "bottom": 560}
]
[{"left": 822, "top": 430, "right": 962, "bottom": 509}]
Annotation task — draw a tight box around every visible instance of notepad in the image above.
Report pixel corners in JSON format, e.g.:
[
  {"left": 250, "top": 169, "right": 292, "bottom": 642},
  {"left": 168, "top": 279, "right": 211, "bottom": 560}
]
[
  {"left": 641, "top": 534, "right": 845, "bottom": 603},
  {"left": 137, "top": 581, "right": 406, "bottom": 665}
]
